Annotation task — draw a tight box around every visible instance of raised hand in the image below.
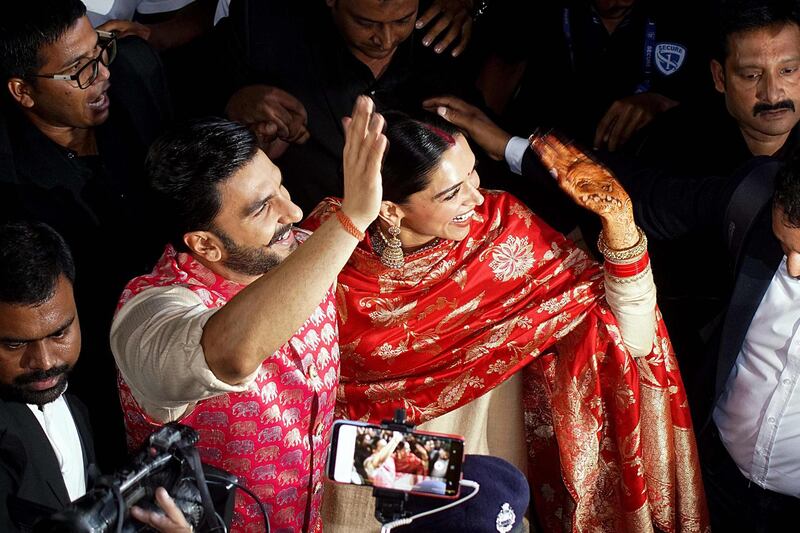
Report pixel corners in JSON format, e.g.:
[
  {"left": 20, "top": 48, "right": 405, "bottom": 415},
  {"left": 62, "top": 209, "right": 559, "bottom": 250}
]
[
  {"left": 415, "top": 0, "right": 473, "bottom": 57},
  {"left": 529, "top": 132, "right": 638, "bottom": 249},
  {"left": 341, "top": 96, "right": 387, "bottom": 231}
]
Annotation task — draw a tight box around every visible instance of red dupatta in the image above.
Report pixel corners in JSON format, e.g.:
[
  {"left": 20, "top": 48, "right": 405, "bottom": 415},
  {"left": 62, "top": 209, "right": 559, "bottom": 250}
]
[{"left": 303, "top": 191, "right": 708, "bottom": 532}]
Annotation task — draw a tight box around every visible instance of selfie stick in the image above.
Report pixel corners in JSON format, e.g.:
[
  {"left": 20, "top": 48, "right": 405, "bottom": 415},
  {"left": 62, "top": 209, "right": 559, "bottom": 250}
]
[{"left": 372, "top": 408, "right": 416, "bottom": 524}]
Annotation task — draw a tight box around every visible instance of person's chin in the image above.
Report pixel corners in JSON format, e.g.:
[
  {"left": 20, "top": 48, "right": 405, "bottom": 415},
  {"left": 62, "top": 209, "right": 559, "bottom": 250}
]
[
  {"left": 2, "top": 375, "right": 68, "bottom": 405},
  {"left": 361, "top": 47, "right": 394, "bottom": 59}
]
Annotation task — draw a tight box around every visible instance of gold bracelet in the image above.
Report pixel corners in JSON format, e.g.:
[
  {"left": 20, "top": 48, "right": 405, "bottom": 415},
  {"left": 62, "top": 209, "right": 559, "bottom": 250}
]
[
  {"left": 597, "top": 226, "right": 647, "bottom": 263},
  {"left": 335, "top": 209, "right": 365, "bottom": 241}
]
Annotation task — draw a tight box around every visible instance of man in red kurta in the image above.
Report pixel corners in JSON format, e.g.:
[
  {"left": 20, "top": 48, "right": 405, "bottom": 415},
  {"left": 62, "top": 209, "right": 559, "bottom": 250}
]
[{"left": 111, "top": 99, "right": 387, "bottom": 532}]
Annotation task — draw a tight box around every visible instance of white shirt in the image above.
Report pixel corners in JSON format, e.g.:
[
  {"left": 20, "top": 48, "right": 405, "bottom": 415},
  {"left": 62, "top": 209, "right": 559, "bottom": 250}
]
[
  {"left": 213, "top": 0, "right": 230, "bottom": 25},
  {"left": 27, "top": 395, "right": 86, "bottom": 502},
  {"left": 83, "top": 0, "right": 195, "bottom": 25},
  {"left": 714, "top": 257, "right": 800, "bottom": 497}
]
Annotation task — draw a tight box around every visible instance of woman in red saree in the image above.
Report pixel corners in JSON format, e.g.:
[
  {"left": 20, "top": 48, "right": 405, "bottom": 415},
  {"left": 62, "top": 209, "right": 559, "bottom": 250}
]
[{"left": 305, "top": 114, "right": 708, "bottom": 532}]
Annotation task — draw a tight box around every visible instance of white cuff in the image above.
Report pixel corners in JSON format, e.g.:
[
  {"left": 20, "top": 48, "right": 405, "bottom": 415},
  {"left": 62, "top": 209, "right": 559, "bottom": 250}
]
[{"left": 504, "top": 136, "right": 529, "bottom": 176}]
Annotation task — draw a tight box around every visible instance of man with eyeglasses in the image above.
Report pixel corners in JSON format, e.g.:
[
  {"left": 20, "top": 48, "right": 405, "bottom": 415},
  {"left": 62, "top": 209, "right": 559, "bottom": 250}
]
[{"left": 0, "top": 0, "right": 172, "bottom": 470}]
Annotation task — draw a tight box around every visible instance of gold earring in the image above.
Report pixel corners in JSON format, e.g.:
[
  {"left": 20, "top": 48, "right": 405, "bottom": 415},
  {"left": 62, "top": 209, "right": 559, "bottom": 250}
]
[{"left": 380, "top": 224, "right": 404, "bottom": 268}]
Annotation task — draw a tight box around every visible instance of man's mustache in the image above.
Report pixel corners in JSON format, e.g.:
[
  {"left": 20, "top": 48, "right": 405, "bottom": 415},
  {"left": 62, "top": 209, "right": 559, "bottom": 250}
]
[
  {"left": 14, "top": 364, "right": 70, "bottom": 385},
  {"left": 268, "top": 224, "right": 294, "bottom": 246},
  {"left": 753, "top": 100, "right": 795, "bottom": 116}
]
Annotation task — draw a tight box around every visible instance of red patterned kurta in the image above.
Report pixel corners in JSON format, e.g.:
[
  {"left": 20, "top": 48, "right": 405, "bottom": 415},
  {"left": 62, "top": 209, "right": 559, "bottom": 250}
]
[
  {"left": 115, "top": 242, "right": 339, "bottom": 533},
  {"left": 303, "top": 192, "right": 709, "bottom": 533}
]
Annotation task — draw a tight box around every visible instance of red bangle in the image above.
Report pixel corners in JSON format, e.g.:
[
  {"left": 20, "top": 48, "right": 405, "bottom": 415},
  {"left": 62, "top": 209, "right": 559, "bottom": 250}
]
[
  {"left": 335, "top": 209, "right": 365, "bottom": 241},
  {"left": 604, "top": 253, "right": 650, "bottom": 277}
]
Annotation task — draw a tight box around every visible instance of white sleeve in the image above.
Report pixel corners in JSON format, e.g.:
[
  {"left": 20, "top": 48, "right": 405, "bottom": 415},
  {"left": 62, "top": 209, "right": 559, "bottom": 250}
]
[
  {"left": 603, "top": 264, "right": 658, "bottom": 358},
  {"left": 110, "top": 286, "right": 259, "bottom": 422},
  {"left": 135, "top": 0, "right": 195, "bottom": 15},
  {"left": 504, "top": 136, "right": 529, "bottom": 176}
]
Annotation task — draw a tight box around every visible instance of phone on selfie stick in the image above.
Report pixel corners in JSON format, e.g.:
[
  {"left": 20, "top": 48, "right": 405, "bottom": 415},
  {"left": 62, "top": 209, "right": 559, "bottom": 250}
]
[{"left": 326, "top": 409, "right": 465, "bottom": 524}]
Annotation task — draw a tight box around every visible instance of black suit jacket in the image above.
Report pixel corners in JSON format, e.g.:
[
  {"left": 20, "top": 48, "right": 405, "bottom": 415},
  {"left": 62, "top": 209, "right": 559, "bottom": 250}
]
[
  {"left": 0, "top": 394, "right": 95, "bottom": 531},
  {"left": 520, "top": 147, "right": 786, "bottom": 426},
  {"left": 708, "top": 206, "right": 784, "bottom": 415}
]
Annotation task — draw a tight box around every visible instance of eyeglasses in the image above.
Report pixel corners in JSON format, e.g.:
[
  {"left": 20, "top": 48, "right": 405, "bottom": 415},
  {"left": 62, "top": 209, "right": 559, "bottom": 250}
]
[{"left": 33, "top": 31, "right": 117, "bottom": 89}]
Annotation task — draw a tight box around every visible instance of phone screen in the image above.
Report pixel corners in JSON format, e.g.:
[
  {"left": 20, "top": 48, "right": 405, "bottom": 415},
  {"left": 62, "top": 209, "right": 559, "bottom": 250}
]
[{"left": 327, "top": 421, "right": 464, "bottom": 497}]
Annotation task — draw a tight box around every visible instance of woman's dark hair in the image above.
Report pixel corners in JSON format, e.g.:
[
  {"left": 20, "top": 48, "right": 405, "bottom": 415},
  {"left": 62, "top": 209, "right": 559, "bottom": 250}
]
[
  {"left": 146, "top": 117, "right": 259, "bottom": 250},
  {"left": 381, "top": 111, "right": 461, "bottom": 205},
  {"left": 0, "top": 221, "right": 75, "bottom": 306}
]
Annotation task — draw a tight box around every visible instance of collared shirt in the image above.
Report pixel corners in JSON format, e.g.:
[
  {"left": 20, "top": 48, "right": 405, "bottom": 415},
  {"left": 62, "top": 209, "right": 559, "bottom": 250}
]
[
  {"left": 27, "top": 395, "right": 86, "bottom": 502},
  {"left": 715, "top": 257, "right": 800, "bottom": 497}
]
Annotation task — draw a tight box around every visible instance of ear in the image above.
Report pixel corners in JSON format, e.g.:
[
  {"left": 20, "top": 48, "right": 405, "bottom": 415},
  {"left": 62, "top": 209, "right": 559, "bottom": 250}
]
[
  {"left": 183, "top": 231, "right": 223, "bottom": 263},
  {"left": 711, "top": 59, "right": 726, "bottom": 94},
  {"left": 325, "top": 0, "right": 336, "bottom": 8},
  {"left": 378, "top": 201, "right": 405, "bottom": 227},
  {"left": 7, "top": 78, "right": 35, "bottom": 109}
]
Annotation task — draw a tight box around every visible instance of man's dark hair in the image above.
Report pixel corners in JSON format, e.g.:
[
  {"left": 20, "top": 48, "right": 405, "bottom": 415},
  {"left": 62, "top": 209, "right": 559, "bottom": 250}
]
[
  {"left": 146, "top": 117, "right": 260, "bottom": 250},
  {"left": 774, "top": 150, "right": 800, "bottom": 227},
  {"left": 0, "top": 221, "right": 75, "bottom": 305},
  {"left": 0, "top": 0, "right": 87, "bottom": 82},
  {"left": 715, "top": 0, "right": 800, "bottom": 63},
  {"left": 381, "top": 111, "right": 461, "bottom": 205}
]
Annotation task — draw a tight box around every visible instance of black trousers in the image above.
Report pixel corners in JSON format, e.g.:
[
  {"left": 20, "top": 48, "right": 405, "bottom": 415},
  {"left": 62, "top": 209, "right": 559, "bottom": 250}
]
[{"left": 700, "top": 424, "right": 800, "bottom": 532}]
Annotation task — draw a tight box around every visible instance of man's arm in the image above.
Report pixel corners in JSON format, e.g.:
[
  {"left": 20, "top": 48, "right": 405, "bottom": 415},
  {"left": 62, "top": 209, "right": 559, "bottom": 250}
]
[
  {"left": 201, "top": 96, "right": 385, "bottom": 384},
  {"left": 97, "top": 0, "right": 217, "bottom": 50}
]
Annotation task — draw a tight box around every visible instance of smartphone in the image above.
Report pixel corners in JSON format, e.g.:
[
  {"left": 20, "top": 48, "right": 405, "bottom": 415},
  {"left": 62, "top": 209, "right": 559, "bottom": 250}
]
[{"left": 326, "top": 420, "right": 465, "bottom": 498}]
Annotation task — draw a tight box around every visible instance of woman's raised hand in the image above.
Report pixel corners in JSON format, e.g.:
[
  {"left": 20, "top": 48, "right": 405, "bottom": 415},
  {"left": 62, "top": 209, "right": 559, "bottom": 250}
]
[
  {"left": 341, "top": 96, "right": 387, "bottom": 232},
  {"left": 529, "top": 132, "right": 639, "bottom": 249}
]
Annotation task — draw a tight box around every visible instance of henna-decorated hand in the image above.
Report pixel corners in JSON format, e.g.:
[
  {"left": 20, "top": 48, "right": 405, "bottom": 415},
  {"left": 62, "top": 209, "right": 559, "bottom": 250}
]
[{"left": 529, "top": 132, "right": 639, "bottom": 249}]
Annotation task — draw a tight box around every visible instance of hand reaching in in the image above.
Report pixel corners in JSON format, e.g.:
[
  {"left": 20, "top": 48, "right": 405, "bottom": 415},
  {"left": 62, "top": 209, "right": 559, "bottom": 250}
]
[
  {"left": 129, "top": 487, "right": 193, "bottom": 533},
  {"left": 415, "top": 0, "right": 474, "bottom": 57},
  {"left": 594, "top": 92, "right": 678, "bottom": 152},
  {"left": 226, "top": 85, "right": 310, "bottom": 156},
  {"left": 423, "top": 95, "right": 510, "bottom": 160}
]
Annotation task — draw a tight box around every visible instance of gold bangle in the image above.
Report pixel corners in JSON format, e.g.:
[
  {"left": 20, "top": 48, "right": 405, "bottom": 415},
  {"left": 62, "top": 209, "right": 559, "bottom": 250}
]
[
  {"left": 597, "top": 226, "right": 647, "bottom": 263},
  {"left": 335, "top": 209, "right": 365, "bottom": 241}
]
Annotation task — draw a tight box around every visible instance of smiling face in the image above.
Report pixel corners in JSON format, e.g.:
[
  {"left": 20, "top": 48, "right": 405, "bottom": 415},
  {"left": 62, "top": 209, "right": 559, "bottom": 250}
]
[
  {"left": 712, "top": 23, "right": 800, "bottom": 151},
  {"left": 11, "top": 15, "right": 111, "bottom": 130},
  {"left": 0, "top": 275, "right": 80, "bottom": 406},
  {"left": 390, "top": 134, "right": 484, "bottom": 249},
  {"left": 327, "top": 0, "right": 418, "bottom": 64},
  {"left": 208, "top": 150, "right": 304, "bottom": 280}
]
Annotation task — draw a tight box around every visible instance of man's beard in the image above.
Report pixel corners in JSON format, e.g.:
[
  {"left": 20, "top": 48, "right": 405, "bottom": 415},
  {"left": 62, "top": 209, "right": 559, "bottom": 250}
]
[
  {"left": 215, "top": 225, "right": 293, "bottom": 277},
  {"left": 0, "top": 364, "right": 71, "bottom": 406}
]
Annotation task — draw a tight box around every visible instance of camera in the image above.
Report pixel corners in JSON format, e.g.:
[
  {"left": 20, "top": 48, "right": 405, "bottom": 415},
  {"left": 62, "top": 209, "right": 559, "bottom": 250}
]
[{"left": 35, "top": 423, "right": 236, "bottom": 533}]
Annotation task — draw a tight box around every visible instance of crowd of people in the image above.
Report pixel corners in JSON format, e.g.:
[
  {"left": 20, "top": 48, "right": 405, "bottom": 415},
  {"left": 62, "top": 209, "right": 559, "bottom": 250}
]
[
  {"left": 351, "top": 428, "right": 454, "bottom": 493},
  {"left": 1, "top": 0, "right": 800, "bottom": 532}
]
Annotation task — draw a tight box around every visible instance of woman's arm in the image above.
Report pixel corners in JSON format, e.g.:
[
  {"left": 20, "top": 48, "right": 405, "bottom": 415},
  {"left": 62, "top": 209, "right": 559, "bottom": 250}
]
[{"left": 529, "top": 133, "right": 656, "bottom": 356}]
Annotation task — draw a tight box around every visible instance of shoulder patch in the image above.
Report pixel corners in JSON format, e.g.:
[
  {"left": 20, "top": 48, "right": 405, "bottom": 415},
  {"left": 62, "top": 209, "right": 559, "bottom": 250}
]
[{"left": 655, "top": 43, "right": 687, "bottom": 76}]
